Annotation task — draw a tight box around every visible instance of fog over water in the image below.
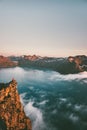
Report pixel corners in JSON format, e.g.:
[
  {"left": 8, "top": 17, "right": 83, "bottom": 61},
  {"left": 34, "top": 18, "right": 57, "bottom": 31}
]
[{"left": 0, "top": 67, "right": 87, "bottom": 130}]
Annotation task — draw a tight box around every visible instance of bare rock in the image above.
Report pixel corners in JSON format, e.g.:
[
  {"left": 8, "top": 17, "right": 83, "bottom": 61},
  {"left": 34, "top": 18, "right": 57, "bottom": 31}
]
[{"left": 0, "top": 79, "right": 32, "bottom": 130}]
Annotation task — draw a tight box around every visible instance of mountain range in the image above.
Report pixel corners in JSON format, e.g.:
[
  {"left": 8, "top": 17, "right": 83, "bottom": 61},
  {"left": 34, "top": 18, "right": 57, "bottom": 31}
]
[{"left": 0, "top": 54, "right": 87, "bottom": 74}]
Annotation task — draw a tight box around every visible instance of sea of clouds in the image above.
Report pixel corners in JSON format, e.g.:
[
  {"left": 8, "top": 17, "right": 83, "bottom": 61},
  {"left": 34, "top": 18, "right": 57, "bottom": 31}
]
[{"left": 0, "top": 67, "right": 87, "bottom": 130}]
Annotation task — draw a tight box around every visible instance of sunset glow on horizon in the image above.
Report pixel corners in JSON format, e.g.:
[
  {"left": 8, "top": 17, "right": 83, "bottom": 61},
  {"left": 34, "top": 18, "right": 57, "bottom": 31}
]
[{"left": 0, "top": 0, "right": 87, "bottom": 57}]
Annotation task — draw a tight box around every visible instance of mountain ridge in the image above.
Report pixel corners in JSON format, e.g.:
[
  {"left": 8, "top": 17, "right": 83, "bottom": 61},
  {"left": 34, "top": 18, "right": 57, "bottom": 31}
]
[{"left": 0, "top": 54, "right": 87, "bottom": 74}]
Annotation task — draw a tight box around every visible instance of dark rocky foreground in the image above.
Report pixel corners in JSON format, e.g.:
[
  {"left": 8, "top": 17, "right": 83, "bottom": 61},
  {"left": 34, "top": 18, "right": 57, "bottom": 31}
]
[{"left": 0, "top": 79, "right": 32, "bottom": 130}]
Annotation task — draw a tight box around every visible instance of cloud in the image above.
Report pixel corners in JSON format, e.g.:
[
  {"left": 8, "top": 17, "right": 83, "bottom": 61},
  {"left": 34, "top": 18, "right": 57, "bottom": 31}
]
[
  {"left": 1, "top": 67, "right": 87, "bottom": 85},
  {"left": 39, "top": 100, "right": 48, "bottom": 105},
  {"left": 59, "top": 98, "right": 67, "bottom": 102},
  {"left": 74, "top": 104, "right": 87, "bottom": 113},
  {"left": 20, "top": 92, "right": 27, "bottom": 106},
  {"left": 49, "top": 71, "right": 87, "bottom": 82},
  {"left": 1, "top": 67, "right": 87, "bottom": 130},
  {"left": 74, "top": 104, "right": 83, "bottom": 111},
  {"left": 69, "top": 113, "right": 79, "bottom": 123},
  {"left": 24, "top": 100, "right": 46, "bottom": 130}
]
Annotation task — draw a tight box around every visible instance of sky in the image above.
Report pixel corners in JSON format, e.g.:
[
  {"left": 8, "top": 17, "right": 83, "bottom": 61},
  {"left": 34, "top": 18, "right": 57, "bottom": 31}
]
[{"left": 0, "top": 0, "right": 87, "bottom": 57}]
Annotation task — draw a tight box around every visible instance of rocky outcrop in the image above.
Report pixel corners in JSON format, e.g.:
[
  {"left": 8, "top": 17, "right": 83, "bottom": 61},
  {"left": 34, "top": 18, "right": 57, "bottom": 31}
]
[
  {"left": 23, "top": 55, "right": 40, "bottom": 61},
  {"left": 0, "top": 55, "right": 17, "bottom": 68},
  {"left": 0, "top": 79, "right": 32, "bottom": 130},
  {"left": 68, "top": 55, "right": 87, "bottom": 71}
]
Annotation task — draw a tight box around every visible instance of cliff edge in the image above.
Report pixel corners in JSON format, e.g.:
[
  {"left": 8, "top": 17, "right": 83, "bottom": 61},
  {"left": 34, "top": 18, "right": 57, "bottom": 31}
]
[{"left": 0, "top": 79, "right": 32, "bottom": 130}]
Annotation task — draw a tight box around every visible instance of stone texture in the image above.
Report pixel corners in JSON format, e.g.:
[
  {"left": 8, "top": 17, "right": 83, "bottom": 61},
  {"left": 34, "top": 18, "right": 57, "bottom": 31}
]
[
  {"left": 0, "top": 55, "right": 17, "bottom": 68},
  {"left": 0, "top": 79, "right": 32, "bottom": 130}
]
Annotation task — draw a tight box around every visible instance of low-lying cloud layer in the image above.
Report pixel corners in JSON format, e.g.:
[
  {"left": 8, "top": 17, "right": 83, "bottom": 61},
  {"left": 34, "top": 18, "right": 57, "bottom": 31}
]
[{"left": 0, "top": 67, "right": 87, "bottom": 130}]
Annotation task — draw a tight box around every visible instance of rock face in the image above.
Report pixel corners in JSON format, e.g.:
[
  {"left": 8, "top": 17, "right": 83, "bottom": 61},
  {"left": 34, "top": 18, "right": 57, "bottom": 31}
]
[
  {"left": 23, "top": 55, "right": 40, "bottom": 61},
  {"left": 68, "top": 55, "right": 87, "bottom": 71},
  {"left": 0, "top": 79, "right": 32, "bottom": 130},
  {"left": 0, "top": 55, "right": 17, "bottom": 68}
]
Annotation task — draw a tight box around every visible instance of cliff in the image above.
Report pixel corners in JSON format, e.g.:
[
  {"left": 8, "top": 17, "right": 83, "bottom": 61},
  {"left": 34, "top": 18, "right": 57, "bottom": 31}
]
[{"left": 0, "top": 79, "right": 32, "bottom": 130}]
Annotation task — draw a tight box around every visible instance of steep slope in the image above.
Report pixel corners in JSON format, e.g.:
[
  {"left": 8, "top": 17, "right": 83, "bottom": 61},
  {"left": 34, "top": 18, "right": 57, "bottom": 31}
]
[{"left": 0, "top": 79, "right": 32, "bottom": 130}]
